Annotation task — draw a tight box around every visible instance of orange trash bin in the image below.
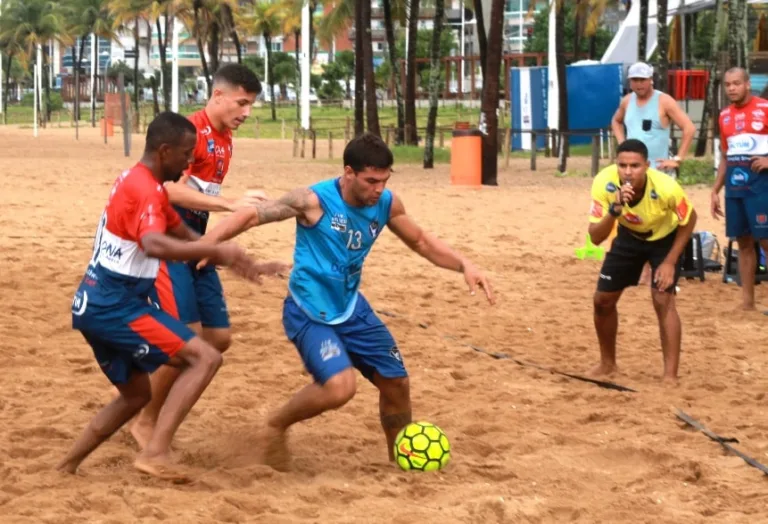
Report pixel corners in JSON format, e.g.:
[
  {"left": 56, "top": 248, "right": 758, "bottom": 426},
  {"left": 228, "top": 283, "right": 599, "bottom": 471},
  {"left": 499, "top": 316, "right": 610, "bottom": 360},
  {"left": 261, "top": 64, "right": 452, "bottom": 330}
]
[
  {"left": 450, "top": 125, "right": 482, "bottom": 186},
  {"left": 100, "top": 117, "right": 114, "bottom": 137}
]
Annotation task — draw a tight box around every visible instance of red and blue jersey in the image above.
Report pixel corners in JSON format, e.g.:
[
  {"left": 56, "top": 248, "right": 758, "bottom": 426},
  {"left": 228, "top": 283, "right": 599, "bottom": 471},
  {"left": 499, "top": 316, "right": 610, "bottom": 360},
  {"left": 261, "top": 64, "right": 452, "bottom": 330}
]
[
  {"left": 74, "top": 163, "right": 181, "bottom": 310},
  {"left": 175, "top": 109, "right": 233, "bottom": 234},
  {"left": 719, "top": 96, "right": 768, "bottom": 198}
]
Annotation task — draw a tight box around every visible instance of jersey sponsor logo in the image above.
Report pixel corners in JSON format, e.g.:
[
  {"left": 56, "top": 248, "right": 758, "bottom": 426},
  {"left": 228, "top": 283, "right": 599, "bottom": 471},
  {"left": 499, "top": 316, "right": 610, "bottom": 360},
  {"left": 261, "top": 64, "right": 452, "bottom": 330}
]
[
  {"left": 330, "top": 213, "right": 348, "bottom": 232},
  {"left": 757, "top": 214, "right": 768, "bottom": 225},
  {"left": 650, "top": 189, "right": 659, "bottom": 200},
  {"left": 200, "top": 125, "right": 212, "bottom": 136},
  {"left": 605, "top": 182, "right": 617, "bottom": 193},
  {"left": 727, "top": 134, "right": 764, "bottom": 155},
  {"left": 730, "top": 168, "right": 749, "bottom": 186},
  {"left": 368, "top": 220, "right": 380, "bottom": 237},
  {"left": 389, "top": 346, "right": 403, "bottom": 362},
  {"left": 214, "top": 145, "right": 227, "bottom": 156},
  {"left": 676, "top": 198, "right": 689, "bottom": 222},
  {"left": 723, "top": 116, "right": 731, "bottom": 125},
  {"left": 319, "top": 339, "right": 341, "bottom": 361},
  {"left": 624, "top": 212, "right": 642, "bottom": 224},
  {"left": 736, "top": 112, "right": 746, "bottom": 120},
  {"left": 736, "top": 122, "right": 745, "bottom": 131},
  {"left": 590, "top": 199, "right": 603, "bottom": 218},
  {"left": 753, "top": 109, "right": 765, "bottom": 119},
  {"left": 71, "top": 290, "right": 88, "bottom": 316},
  {"left": 207, "top": 138, "right": 215, "bottom": 153},
  {"left": 753, "top": 121, "right": 764, "bottom": 132}
]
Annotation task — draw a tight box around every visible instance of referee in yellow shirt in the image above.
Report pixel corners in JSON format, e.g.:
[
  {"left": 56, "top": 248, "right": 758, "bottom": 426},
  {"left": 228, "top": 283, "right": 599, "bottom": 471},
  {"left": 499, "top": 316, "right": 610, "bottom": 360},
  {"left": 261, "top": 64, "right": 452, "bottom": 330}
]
[{"left": 587, "top": 139, "right": 697, "bottom": 383}]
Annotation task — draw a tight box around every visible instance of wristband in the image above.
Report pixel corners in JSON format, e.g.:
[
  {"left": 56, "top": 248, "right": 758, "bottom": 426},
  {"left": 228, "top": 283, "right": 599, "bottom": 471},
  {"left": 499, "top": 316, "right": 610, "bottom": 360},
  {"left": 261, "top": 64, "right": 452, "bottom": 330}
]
[{"left": 608, "top": 204, "right": 622, "bottom": 217}]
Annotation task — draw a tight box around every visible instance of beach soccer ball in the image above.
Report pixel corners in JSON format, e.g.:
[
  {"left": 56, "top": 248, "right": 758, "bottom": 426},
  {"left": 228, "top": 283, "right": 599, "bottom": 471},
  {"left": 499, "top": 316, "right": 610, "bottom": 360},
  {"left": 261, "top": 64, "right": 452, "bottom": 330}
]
[{"left": 394, "top": 421, "right": 451, "bottom": 471}]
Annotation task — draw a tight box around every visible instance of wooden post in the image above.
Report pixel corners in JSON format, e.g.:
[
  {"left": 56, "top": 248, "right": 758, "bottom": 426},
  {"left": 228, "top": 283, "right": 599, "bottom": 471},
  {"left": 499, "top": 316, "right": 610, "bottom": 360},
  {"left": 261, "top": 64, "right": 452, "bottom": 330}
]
[
  {"left": 544, "top": 127, "right": 551, "bottom": 157},
  {"left": 255, "top": 117, "right": 260, "bottom": 139},
  {"left": 345, "top": 116, "right": 351, "bottom": 139},
  {"left": 281, "top": 118, "right": 286, "bottom": 139},
  {"left": 591, "top": 134, "right": 600, "bottom": 177},
  {"left": 439, "top": 128, "right": 444, "bottom": 148},
  {"left": 293, "top": 128, "right": 299, "bottom": 157},
  {"left": 608, "top": 130, "right": 616, "bottom": 162},
  {"left": 328, "top": 131, "right": 333, "bottom": 159},
  {"left": 57, "top": 111, "right": 61, "bottom": 128},
  {"left": 300, "top": 129, "right": 306, "bottom": 158},
  {"left": 311, "top": 129, "right": 317, "bottom": 159},
  {"left": 385, "top": 127, "right": 391, "bottom": 146},
  {"left": 504, "top": 127, "right": 512, "bottom": 168},
  {"left": 530, "top": 132, "right": 537, "bottom": 171}
]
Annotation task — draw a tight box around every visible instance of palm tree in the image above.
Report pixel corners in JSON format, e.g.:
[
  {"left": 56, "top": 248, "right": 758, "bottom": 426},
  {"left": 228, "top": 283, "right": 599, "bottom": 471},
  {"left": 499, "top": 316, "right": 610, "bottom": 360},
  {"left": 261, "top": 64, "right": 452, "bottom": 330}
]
[
  {"left": 1, "top": 0, "right": 68, "bottom": 125},
  {"left": 656, "top": 0, "right": 669, "bottom": 92},
  {"left": 240, "top": 1, "right": 281, "bottom": 121},
  {"left": 361, "top": 0, "right": 380, "bottom": 137},
  {"left": 404, "top": 0, "right": 419, "bottom": 144},
  {"left": 695, "top": 0, "right": 725, "bottom": 156},
  {"left": 480, "top": 0, "right": 504, "bottom": 186},
  {"left": 0, "top": 1, "right": 27, "bottom": 124},
  {"left": 554, "top": 0, "right": 569, "bottom": 173},
  {"left": 108, "top": 0, "right": 149, "bottom": 129},
  {"left": 423, "top": 0, "right": 445, "bottom": 168},
  {"left": 472, "top": 0, "right": 487, "bottom": 78},
  {"left": 277, "top": 0, "right": 302, "bottom": 121},
  {"left": 382, "top": 0, "right": 405, "bottom": 144},
  {"left": 354, "top": 0, "right": 364, "bottom": 135},
  {"left": 638, "top": 0, "right": 648, "bottom": 61}
]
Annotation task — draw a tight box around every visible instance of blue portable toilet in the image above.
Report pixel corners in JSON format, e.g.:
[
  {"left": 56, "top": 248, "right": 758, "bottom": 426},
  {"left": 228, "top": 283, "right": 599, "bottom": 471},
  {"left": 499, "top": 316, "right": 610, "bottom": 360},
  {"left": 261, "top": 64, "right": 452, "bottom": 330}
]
[{"left": 509, "top": 62, "right": 624, "bottom": 150}]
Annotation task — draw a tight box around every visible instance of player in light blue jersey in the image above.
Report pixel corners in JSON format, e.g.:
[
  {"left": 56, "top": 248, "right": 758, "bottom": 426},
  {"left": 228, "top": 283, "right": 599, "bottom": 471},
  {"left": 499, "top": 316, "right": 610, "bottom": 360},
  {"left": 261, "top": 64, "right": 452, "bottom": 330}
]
[{"left": 201, "top": 133, "right": 495, "bottom": 469}]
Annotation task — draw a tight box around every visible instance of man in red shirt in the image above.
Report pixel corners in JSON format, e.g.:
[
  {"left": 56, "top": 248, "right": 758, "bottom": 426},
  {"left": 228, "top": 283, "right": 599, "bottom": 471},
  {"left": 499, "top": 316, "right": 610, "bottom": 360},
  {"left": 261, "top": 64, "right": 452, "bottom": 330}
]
[
  {"left": 132, "top": 64, "right": 265, "bottom": 448},
  {"left": 57, "top": 112, "right": 282, "bottom": 481},
  {"left": 711, "top": 67, "right": 768, "bottom": 309}
]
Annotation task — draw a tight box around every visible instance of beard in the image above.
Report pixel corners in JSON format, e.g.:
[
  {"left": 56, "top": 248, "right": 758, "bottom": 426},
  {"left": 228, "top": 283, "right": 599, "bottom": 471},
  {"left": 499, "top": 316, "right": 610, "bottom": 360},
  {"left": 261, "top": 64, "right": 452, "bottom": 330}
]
[{"left": 168, "top": 171, "right": 184, "bottom": 183}]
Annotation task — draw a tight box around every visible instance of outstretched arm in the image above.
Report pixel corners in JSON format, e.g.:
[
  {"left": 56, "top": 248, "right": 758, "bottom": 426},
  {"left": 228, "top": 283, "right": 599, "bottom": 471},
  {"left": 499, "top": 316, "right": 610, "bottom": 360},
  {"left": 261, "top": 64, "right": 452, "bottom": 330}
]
[
  {"left": 165, "top": 175, "right": 238, "bottom": 212},
  {"left": 387, "top": 193, "right": 494, "bottom": 304},
  {"left": 202, "top": 187, "right": 317, "bottom": 244}
]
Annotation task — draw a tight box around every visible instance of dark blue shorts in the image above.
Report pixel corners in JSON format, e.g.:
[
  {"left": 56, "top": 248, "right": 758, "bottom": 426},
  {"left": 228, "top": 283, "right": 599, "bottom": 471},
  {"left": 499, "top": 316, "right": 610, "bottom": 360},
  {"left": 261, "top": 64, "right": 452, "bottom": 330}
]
[
  {"left": 148, "top": 260, "right": 230, "bottom": 328},
  {"left": 72, "top": 292, "right": 196, "bottom": 385},
  {"left": 725, "top": 194, "right": 768, "bottom": 240},
  {"left": 282, "top": 294, "right": 407, "bottom": 384}
]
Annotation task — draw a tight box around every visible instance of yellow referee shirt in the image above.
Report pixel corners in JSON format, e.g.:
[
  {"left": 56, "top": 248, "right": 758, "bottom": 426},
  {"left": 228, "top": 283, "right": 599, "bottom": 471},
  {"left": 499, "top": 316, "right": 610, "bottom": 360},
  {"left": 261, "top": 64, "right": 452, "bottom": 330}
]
[{"left": 589, "top": 165, "right": 694, "bottom": 241}]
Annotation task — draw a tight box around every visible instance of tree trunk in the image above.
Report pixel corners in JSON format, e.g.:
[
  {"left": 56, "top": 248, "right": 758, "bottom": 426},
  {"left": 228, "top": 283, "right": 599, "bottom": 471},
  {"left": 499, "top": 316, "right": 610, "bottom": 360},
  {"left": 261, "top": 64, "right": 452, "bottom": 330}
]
[
  {"left": 207, "top": 21, "right": 221, "bottom": 79},
  {"left": 727, "top": 0, "right": 744, "bottom": 67},
  {"left": 354, "top": 1, "right": 365, "bottom": 136},
  {"left": 382, "top": 0, "right": 405, "bottom": 145},
  {"left": 265, "top": 34, "right": 276, "bottom": 121},
  {"left": 638, "top": 0, "right": 649, "bottom": 61},
  {"left": 134, "top": 18, "right": 141, "bottom": 125},
  {"left": 588, "top": 35, "right": 597, "bottom": 60},
  {"left": 479, "top": 0, "right": 504, "bottom": 186},
  {"left": 221, "top": 4, "right": 242, "bottom": 63},
  {"left": 573, "top": 0, "right": 584, "bottom": 61},
  {"left": 555, "top": 0, "right": 570, "bottom": 172},
  {"left": 473, "top": 0, "right": 487, "bottom": 79},
  {"left": 91, "top": 36, "right": 97, "bottom": 128},
  {"left": 156, "top": 16, "right": 170, "bottom": 111},
  {"left": 657, "top": 0, "right": 669, "bottom": 92},
  {"left": 423, "top": 0, "right": 445, "bottom": 168},
  {"left": 695, "top": 0, "right": 724, "bottom": 157},
  {"left": 361, "top": 0, "right": 380, "bottom": 137},
  {"left": 194, "top": 2, "right": 212, "bottom": 96},
  {"left": 405, "top": 0, "right": 420, "bottom": 144},
  {"left": 294, "top": 29, "right": 301, "bottom": 122},
  {"left": 3, "top": 52, "right": 13, "bottom": 125},
  {"left": 150, "top": 75, "right": 159, "bottom": 116},
  {"left": 309, "top": 1, "right": 318, "bottom": 64},
  {"left": 75, "top": 37, "right": 87, "bottom": 121},
  {"left": 44, "top": 45, "right": 51, "bottom": 123}
]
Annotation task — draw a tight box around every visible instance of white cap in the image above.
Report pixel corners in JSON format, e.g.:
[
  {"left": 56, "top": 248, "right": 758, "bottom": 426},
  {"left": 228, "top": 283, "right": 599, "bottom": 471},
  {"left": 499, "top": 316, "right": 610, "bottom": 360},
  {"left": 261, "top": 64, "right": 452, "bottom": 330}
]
[{"left": 628, "top": 62, "right": 654, "bottom": 79}]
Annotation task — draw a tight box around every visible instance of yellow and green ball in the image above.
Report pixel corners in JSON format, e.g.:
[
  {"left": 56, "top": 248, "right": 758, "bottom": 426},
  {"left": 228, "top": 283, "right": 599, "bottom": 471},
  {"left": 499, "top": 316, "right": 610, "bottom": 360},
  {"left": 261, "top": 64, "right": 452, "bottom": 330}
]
[{"left": 394, "top": 421, "right": 451, "bottom": 472}]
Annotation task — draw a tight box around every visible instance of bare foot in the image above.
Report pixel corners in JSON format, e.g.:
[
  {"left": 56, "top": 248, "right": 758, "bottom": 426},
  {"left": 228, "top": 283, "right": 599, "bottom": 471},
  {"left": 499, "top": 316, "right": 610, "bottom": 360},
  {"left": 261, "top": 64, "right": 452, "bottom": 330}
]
[
  {"left": 129, "top": 417, "right": 155, "bottom": 451},
  {"left": 661, "top": 375, "right": 679, "bottom": 387},
  {"left": 588, "top": 362, "right": 618, "bottom": 377},
  {"left": 262, "top": 425, "right": 290, "bottom": 472},
  {"left": 134, "top": 454, "right": 192, "bottom": 484}
]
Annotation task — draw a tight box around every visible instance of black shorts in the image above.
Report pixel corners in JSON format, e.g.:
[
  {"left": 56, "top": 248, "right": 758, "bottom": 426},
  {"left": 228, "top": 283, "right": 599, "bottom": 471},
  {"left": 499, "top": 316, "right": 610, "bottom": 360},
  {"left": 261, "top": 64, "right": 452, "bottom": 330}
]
[{"left": 596, "top": 226, "right": 681, "bottom": 293}]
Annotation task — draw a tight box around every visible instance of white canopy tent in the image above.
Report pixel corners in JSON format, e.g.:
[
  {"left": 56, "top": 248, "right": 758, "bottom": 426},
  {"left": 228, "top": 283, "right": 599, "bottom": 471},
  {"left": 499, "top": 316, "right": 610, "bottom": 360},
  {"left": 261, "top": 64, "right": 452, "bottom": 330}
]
[{"left": 601, "top": 0, "right": 768, "bottom": 66}]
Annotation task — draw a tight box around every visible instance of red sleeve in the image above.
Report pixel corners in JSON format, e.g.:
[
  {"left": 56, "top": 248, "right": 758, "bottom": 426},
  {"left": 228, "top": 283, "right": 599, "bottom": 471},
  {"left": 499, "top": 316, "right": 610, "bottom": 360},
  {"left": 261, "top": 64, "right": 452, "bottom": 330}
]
[{"left": 719, "top": 113, "right": 728, "bottom": 153}]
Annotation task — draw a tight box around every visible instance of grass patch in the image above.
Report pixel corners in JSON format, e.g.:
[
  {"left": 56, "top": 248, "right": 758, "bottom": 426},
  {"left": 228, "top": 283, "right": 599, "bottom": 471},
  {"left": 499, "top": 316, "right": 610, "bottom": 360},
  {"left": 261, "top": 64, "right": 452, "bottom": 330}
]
[
  {"left": 678, "top": 158, "right": 715, "bottom": 186},
  {"left": 391, "top": 145, "right": 451, "bottom": 165}
]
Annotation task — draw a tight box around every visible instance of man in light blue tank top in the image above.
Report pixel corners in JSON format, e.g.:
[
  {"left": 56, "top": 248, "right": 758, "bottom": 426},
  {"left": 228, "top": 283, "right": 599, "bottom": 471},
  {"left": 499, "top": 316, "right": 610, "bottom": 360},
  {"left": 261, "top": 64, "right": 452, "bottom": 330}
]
[
  {"left": 201, "top": 133, "right": 495, "bottom": 469},
  {"left": 612, "top": 62, "right": 696, "bottom": 177}
]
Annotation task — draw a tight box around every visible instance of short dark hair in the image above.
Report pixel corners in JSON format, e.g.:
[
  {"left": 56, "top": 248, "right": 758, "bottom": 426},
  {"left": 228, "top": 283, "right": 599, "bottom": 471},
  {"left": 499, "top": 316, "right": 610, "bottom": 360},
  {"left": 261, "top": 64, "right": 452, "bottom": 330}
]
[
  {"left": 725, "top": 67, "right": 750, "bottom": 82},
  {"left": 213, "top": 63, "right": 262, "bottom": 95},
  {"left": 343, "top": 133, "right": 394, "bottom": 173},
  {"left": 145, "top": 111, "right": 197, "bottom": 152},
  {"left": 616, "top": 138, "right": 649, "bottom": 160}
]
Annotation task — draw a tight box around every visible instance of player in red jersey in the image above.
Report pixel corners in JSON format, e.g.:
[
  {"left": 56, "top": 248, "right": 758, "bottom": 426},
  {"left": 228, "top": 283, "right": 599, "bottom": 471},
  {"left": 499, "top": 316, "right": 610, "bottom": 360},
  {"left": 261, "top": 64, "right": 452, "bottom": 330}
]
[
  {"left": 57, "top": 112, "right": 285, "bottom": 482},
  {"left": 130, "top": 64, "right": 266, "bottom": 449},
  {"left": 711, "top": 67, "right": 768, "bottom": 309}
]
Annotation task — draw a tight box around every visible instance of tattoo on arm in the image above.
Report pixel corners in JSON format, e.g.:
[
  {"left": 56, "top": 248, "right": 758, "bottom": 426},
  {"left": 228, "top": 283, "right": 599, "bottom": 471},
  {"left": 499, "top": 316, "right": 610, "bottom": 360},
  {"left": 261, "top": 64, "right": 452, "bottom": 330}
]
[
  {"left": 380, "top": 410, "right": 413, "bottom": 431},
  {"left": 254, "top": 188, "right": 313, "bottom": 225}
]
